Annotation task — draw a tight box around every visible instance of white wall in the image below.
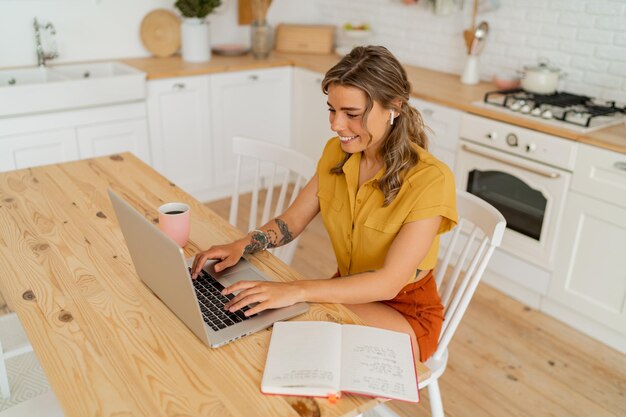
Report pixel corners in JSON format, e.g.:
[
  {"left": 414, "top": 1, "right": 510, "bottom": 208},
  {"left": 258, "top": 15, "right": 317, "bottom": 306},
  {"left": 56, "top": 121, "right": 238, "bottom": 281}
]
[
  {"left": 0, "top": 0, "right": 323, "bottom": 68},
  {"left": 315, "top": 0, "right": 626, "bottom": 103},
  {"left": 1, "top": 0, "right": 625, "bottom": 103}
]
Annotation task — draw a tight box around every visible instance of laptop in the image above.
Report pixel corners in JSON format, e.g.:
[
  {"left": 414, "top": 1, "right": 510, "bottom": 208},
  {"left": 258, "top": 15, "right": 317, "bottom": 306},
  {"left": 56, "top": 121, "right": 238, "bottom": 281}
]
[{"left": 107, "top": 189, "right": 309, "bottom": 348}]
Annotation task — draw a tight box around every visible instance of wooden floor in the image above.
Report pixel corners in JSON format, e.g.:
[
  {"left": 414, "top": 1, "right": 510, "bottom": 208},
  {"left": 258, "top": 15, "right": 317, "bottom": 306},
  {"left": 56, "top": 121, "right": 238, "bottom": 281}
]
[
  {"left": 206, "top": 192, "right": 626, "bottom": 417},
  {"left": 1, "top": 191, "right": 624, "bottom": 417}
]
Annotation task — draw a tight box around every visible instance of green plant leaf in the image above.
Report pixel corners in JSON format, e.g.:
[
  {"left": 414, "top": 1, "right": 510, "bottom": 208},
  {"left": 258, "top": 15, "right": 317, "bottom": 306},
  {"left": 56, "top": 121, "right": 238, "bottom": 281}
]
[{"left": 174, "top": 0, "right": 222, "bottom": 19}]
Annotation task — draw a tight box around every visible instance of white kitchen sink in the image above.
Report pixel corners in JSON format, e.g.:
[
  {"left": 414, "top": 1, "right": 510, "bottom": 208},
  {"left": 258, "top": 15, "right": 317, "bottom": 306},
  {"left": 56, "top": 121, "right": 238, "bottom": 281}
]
[
  {"left": 51, "top": 62, "right": 139, "bottom": 79},
  {"left": 0, "top": 62, "right": 146, "bottom": 117},
  {"left": 0, "top": 67, "right": 68, "bottom": 86}
]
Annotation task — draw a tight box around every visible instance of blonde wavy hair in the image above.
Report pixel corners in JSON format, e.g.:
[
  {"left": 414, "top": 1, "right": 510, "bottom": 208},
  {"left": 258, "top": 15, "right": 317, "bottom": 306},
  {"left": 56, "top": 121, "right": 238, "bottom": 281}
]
[{"left": 322, "top": 45, "right": 429, "bottom": 207}]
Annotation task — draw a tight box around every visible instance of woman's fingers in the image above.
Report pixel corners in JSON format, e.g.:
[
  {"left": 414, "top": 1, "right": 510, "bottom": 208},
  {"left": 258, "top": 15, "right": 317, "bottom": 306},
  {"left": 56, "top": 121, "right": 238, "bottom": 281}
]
[
  {"left": 222, "top": 281, "right": 300, "bottom": 316},
  {"left": 213, "top": 254, "right": 240, "bottom": 272},
  {"left": 191, "top": 246, "right": 228, "bottom": 278}
]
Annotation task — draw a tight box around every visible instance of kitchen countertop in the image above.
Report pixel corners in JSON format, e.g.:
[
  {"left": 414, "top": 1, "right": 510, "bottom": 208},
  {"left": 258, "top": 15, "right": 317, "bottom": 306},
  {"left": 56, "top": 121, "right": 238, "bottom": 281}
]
[{"left": 122, "top": 52, "right": 626, "bottom": 155}]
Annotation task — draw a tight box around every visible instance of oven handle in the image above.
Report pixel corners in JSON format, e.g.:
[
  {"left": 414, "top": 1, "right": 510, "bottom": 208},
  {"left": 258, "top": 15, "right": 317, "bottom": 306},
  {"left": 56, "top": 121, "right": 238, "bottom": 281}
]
[{"left": 460, "top": 144, "right": 561, "bottom": 179}]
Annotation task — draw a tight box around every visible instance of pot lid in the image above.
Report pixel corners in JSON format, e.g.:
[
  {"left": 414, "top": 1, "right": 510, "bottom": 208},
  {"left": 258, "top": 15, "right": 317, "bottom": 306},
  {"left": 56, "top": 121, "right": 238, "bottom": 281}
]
[{"left": 524, "top": 58, "right": 561, "bottom": 73}]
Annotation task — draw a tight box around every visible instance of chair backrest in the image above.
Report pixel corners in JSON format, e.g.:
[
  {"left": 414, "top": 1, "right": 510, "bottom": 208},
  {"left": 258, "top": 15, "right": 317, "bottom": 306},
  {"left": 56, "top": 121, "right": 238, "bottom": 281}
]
[
  {"left": 432, "top": 190, "right": 506, "bottom": 360},
  {"left": 229, "top": 136, "right": 316, "bottom": 264}
]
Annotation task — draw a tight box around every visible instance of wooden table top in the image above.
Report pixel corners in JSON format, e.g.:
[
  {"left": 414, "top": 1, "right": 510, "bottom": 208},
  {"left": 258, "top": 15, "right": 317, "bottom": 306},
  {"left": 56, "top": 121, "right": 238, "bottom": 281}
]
[{"left": 0, "top": 153, "right": 430, "bottom": 417}]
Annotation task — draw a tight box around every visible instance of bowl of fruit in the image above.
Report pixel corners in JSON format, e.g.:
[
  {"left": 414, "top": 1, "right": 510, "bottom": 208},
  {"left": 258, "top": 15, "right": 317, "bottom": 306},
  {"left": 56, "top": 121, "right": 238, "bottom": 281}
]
[{"left": 342, "top": 23, "right": 372, "bottom": 39}]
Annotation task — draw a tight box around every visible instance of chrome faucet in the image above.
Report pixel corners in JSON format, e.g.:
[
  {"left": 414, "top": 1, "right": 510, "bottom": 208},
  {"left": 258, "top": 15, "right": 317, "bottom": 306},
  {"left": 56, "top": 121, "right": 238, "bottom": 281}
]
[{"left": 33, "top": 18, "right": 58, "bottom": 67}]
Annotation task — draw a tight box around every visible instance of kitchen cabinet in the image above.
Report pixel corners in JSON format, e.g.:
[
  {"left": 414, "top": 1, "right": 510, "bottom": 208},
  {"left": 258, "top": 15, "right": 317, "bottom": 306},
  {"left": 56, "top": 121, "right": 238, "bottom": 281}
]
[
  {"left": 409, "top": 97, "right": 461, "bottom": 180},
  {"left": 77, "top": 119, "right": 150, "bottom": 162},
  {"left": 210, "top": 67, "right": 292, "bottom": 195},
  {"left": 545, "top": 144, "right": 626, "bottom": 354},
  {"left": 291, "top": 67, "right": 334, "bottom": 161},
  {"left": 0, "top": 128, "right": 79, "bottom": 171},
  {"left": 0, "top": 102, "right": 149, "bottom": 173},
  {"left": 146, "top": 75, "right": 212, "bottom": 199}
]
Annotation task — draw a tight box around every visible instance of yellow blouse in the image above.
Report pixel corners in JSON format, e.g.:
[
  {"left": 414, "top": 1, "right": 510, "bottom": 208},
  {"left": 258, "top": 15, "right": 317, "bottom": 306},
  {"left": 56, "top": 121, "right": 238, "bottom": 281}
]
[{"left": 317, "top": 137, "right": 458, "bottom": 282}]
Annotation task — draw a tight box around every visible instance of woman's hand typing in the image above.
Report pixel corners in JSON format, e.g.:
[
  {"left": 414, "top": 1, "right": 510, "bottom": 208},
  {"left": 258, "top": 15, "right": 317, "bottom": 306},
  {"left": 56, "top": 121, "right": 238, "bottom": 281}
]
[
  {"left": 190, "top": 240, "right": 247, "bottom": 279},
  {"left": 222, "top": 280, "right": 305, "bottom": 316}
]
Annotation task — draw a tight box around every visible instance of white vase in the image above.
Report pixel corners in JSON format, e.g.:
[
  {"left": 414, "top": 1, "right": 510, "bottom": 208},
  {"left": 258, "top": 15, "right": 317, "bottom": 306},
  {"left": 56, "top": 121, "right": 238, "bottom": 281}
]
[
  {"left": 181, "top": 18, "right": 211, "bottom": 63},
  {"left": 461, "top": 55, "right": 480, "bottom": 85}
]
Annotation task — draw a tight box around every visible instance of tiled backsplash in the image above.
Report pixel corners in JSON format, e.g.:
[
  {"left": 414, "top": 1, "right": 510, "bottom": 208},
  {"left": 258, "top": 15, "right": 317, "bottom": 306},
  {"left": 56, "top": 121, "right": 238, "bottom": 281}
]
[{"left": 315, "top": 0, "right": 626, "bottom": 103}]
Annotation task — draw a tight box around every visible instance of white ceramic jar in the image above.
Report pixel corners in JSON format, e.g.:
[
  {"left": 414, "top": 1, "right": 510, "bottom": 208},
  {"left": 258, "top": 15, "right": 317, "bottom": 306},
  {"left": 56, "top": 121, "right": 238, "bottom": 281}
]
[{"left": 181, "top": 18, "right": 211, "bottom": 63}]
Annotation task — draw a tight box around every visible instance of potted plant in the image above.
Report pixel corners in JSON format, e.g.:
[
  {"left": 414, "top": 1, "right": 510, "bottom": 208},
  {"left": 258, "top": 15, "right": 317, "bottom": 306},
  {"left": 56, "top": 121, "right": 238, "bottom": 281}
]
[{"left": 175, "top": 0, "right": 222, "bottom": 62}]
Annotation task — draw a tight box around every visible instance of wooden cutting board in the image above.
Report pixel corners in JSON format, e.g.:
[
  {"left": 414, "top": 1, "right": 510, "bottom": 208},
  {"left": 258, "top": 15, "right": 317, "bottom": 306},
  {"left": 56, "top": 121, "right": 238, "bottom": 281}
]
[
  {"left": 140, "top": 9, "right": 181, "bottom": 58},
  {"left": 238, "top": 0, "right": 273, "bottom": 25},
  {"left": 238, "top": 0, "right": 253, "bottom": 25}
]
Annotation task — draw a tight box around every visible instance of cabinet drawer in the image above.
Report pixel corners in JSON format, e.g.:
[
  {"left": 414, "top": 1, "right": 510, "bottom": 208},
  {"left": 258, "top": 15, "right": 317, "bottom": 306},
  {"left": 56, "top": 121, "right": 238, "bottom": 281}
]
[
  {"left": 572, "top": 143, "right": 626, "bottom": 208},
  {"left": 409, "top": 97, "right": 461, "bottom": 152},
  {"left": 0, "top": 128, "right": 79, "bottom": 172}
]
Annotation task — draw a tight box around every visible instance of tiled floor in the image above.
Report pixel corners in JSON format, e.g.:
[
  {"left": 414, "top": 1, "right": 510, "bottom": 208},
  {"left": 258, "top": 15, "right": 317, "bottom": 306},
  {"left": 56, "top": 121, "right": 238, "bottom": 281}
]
[{"left": 0, "top": 347, "right": 51, "bottom": 411}]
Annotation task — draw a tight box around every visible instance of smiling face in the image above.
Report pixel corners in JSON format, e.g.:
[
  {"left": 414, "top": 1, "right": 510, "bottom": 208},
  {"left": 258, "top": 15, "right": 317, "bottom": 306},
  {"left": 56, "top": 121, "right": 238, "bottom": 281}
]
[{"left": 327, "top": 84, "right": 391, "bottom": 158}]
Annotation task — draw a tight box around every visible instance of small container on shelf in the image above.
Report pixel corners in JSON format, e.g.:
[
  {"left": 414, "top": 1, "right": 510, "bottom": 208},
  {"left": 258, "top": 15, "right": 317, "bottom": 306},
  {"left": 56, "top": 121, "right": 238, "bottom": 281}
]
[
  {"left": 336, "top": 23, "right": 372, "bottom": 56},
  {"left": 492, "top": 72, "right": 521, "bottom": 91}
]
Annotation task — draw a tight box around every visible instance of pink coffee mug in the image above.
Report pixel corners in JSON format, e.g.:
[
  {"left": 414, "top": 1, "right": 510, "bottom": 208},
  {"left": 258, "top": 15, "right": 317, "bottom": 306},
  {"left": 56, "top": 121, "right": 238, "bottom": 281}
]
[{"left": 157, "top": 202, "right": 190, "bottom": 247}]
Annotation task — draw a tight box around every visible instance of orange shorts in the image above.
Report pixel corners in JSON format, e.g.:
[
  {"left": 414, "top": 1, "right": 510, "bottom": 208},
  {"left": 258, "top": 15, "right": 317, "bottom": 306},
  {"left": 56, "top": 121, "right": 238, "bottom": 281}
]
[
  {"left": 382, "top": 271, "right": 444, "bottom": 362},
  {"left": 332, "top": 270, "right": 444, "bottom": 362}
]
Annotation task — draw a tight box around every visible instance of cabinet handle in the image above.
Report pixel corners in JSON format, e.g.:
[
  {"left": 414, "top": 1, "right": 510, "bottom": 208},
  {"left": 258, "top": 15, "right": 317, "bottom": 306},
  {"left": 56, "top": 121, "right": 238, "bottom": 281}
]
[
  {"left": 249, "top": 74, "right": 259, "bottom": 81},
  {"left": 614, "top": 161, "right": 626, "bottom": 171},
  {"left": 422, "top": 108, "right": 434, "bottom": 117},
  {"left": 461, "top": 143, "right": 561, "bottom": 179},
  {"left": 172, "top": 83, "right": 186, "bottom": 90}
]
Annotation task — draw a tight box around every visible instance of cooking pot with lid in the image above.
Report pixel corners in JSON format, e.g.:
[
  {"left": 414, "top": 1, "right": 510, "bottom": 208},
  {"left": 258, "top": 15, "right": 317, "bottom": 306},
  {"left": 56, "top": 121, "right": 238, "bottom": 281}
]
[{"left": 519, "top": 58, "right": 566, "bottom": 95}]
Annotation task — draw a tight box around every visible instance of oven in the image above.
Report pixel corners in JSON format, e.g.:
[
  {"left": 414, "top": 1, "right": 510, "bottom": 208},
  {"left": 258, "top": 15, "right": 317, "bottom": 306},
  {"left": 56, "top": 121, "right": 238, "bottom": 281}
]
[{"left": 456, "top": 114, "right": 578, "bottom": 271}]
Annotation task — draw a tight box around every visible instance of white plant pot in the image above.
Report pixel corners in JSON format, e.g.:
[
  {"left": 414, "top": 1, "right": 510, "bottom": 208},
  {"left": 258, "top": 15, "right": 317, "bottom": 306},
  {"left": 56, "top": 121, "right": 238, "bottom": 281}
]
[{"left": 181, "top": 18, "right": 211, "bottom": 63}]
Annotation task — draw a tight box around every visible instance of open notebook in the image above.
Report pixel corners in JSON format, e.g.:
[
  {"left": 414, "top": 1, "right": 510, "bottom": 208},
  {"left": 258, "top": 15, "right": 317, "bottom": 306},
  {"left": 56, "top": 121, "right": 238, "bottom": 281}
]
[{"left": 261, "top": 321, "right": 419, "bottom": 402}]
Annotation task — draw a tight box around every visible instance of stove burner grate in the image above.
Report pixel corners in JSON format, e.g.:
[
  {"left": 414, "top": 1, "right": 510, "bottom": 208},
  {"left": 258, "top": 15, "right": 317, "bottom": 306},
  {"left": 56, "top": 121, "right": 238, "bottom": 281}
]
[{"left": 484, "top": 89, "right": 625, "bottom": 127}]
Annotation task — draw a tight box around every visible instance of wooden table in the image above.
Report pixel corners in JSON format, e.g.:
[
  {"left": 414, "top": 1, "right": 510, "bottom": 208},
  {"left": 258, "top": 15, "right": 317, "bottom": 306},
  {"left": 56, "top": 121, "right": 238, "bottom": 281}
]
[{"left": 0, "top": 153, "right": 430, "bottom": 417}]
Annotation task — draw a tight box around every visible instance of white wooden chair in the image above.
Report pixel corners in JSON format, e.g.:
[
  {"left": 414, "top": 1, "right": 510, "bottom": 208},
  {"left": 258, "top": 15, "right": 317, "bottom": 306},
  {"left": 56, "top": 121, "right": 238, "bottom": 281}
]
[
  {"left": 418, "top": 189, "right": 506, "bottom": 417},
  {"left": 229, "top": 136, "right": 316, "bottom": 265},
  {"left": 0, "top": 313, "right": 34, "bottom": 399}
]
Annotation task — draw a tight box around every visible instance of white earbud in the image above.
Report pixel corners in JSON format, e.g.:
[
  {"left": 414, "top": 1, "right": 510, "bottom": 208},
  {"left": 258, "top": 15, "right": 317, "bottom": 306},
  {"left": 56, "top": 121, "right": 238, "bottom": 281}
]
[{"left": 389, "top": 110, "right": 395, "bottom": 125}]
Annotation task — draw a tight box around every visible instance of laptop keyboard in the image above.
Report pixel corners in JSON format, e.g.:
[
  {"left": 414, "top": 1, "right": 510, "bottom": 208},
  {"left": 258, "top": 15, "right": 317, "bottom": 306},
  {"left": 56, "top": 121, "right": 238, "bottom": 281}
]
[{"left": 190, "top": 268, "right": 256, "bottom": 331}]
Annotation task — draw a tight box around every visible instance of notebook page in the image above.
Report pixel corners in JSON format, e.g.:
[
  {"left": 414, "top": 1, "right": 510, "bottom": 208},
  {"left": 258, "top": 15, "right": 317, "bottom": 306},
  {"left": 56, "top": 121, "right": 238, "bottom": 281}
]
[
  {"left": 339, "top": 324, "right": 418, "bottom": 402},
  {"left": 261, "top": 321, "right": 342, "bottom": 396}
]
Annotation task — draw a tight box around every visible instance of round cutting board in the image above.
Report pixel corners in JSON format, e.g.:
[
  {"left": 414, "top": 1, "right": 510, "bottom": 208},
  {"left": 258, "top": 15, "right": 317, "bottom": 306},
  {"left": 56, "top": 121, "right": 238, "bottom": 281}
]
[{"left": 140, "top": 9, "right": 181, "bottom": 58}]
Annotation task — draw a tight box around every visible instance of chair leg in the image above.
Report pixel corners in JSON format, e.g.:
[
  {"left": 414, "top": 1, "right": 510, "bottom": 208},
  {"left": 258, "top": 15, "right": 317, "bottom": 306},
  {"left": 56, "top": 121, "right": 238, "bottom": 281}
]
[
  {"left": 427, "top": 380, "right": 444, "bottom": 417},
  {"left": 0, "top": 347, "right": 10, "bottom": 399}
]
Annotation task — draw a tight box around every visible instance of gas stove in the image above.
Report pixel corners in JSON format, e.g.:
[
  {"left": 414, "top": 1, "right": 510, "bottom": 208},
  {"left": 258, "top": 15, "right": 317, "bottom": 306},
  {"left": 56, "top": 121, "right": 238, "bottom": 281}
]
[{"left": 475, "top": 89, "right": 625, "bottom": 133}]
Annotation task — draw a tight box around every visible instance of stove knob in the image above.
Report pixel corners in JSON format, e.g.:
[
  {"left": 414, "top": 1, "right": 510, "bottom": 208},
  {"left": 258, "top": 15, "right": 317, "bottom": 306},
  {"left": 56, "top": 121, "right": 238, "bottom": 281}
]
[
  {"left": 486, "top": 131, "right": 497, "bottom": 140},
  {"left": 526, "top": 143, "right": 537, "bottom": 153},
  {"left": 531, "top": 107, "right": 542, "bottom": 117},
  {"left": 510, "top": 101, "right": 522, "bottom": 111},
  {"left": 521, "top": 104, "right": 532, "bottom": 114},
  {"left": 506, "top": 133, "right": 518, "bottom": 147},
  {"left": 541, "top": 109, "right": 553, "bottom": 119}
]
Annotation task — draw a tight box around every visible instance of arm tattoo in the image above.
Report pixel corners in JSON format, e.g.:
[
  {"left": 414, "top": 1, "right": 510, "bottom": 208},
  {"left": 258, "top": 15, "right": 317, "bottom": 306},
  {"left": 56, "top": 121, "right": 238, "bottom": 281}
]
[
  {"left": 244, "top": 231, "right": 268, "bottom": 254},
  {"left": 267, "top": 218, "right": 294, "bottom": 248}
]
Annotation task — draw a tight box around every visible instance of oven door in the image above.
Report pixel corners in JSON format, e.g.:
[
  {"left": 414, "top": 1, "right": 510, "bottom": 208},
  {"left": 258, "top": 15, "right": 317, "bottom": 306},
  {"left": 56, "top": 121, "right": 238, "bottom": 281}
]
[{"left": 456, "top": 140, "right": 572, "bottom": 270}]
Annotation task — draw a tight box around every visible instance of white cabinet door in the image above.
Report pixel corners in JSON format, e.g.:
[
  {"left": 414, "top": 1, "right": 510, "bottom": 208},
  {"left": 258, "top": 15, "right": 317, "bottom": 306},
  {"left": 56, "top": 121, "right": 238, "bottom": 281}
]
[
  {"left": 548, "top": 191, "right": 626, "bottom": 338},
  {"left": 147, "top": 75, "right": 212, "bottom": 196},
  {"left": 0, "top": 128, "right": 79, "bottom": 172},
  {"left": 77, "top": 118, "right": 150, "bottom": 164},
  {"left": 210, "top": 67, "right": 292, "bottom": 189},
  {"left": 292, "top": 67, "right": 334, "bottom": 162},
  {"left": 570, "top": 143, "right": 626, "bottom": 208},
  {"left": 409, "top": 97, "right": 461, "bottom": 178}
]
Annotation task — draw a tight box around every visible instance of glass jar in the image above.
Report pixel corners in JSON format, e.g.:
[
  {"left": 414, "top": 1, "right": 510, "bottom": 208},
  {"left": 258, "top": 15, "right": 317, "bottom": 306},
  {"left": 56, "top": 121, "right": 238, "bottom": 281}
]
[{"left": 250, "top": 20, "right": 272, "bottom": 59}]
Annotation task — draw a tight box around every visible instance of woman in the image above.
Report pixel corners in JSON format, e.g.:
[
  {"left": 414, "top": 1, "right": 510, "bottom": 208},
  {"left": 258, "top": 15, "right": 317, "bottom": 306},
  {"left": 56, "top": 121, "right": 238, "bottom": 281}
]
[{"left": 191, "top": 45, "right": 457, "bottom": 362}]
